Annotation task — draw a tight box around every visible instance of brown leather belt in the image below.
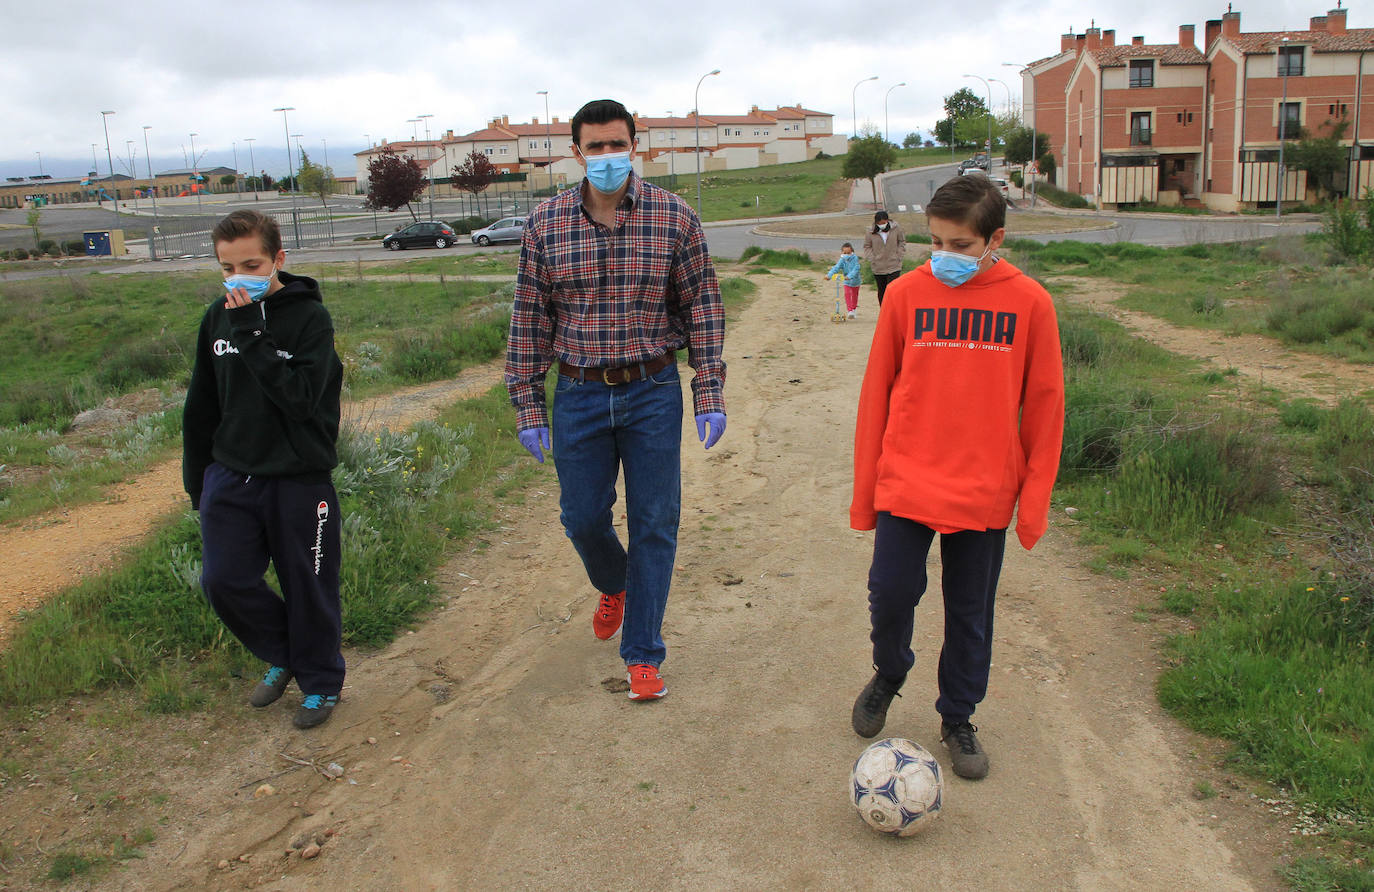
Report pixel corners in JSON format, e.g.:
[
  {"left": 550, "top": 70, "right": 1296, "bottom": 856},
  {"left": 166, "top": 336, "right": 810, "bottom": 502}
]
[{"left": 558, "top": 354, "right": 673, "bottom": 385}]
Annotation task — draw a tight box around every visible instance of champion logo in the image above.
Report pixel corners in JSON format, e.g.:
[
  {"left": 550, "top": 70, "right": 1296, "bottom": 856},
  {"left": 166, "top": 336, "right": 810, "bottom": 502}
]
[
  {"left": 212, "top": 338, "right": 240, "bottom": 356},
  {"left": 311, "top": 500, "right": 329, "bottom": 575}
]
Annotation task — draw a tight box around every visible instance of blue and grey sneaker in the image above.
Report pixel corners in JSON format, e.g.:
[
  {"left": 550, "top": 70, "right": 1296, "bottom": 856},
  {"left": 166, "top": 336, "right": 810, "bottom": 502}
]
[
  {"left": 293, "top": 694, "right": 340, "bottom": 729},
  {"left": 249, "top": 666, "right": 292, "bottom": 708}
]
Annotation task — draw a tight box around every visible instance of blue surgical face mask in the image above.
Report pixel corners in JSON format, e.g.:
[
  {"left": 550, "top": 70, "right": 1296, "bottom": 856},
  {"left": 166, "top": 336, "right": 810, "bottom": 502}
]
[
  {"left": 223, "top": 271, "right": 275, "bottom": 301},
  {"left": 584, "top": 150, "right": 633, "bottom": 193},
  {"left": 929, "top": 247, "right": 991, "bottom": 288}
]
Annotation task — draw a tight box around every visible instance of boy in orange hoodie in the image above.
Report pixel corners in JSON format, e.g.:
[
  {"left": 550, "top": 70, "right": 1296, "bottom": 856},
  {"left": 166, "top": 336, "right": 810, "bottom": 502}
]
[{"left": 849, "top": 175, "right": 1063, "bottom": 779}]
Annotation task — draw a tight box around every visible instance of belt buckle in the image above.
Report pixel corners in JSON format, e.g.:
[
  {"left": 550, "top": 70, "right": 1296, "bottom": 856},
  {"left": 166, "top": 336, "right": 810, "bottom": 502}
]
[{"left": 602, "top": 367, "right": 622, "bottom": 385}]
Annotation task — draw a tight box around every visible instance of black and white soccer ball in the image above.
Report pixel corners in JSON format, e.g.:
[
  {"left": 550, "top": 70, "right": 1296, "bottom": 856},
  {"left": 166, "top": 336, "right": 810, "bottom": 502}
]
[{"left": 850, "top": 737, "right": 943, "bottom": 837}]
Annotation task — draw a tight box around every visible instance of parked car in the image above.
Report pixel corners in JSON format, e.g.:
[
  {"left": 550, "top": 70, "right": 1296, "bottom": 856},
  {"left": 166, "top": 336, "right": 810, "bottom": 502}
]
[
  {"left": 958, "top": 152, "right": 991, "bottom": 173},
  {"left": 960, "top": 168, "right": 1013, "bottom": 203},
  {"left": 383, "top": 221, "right": 458, "bottom": 251},
  {"left": 470, "top": 216, "right": 527, "bottom": 246}
]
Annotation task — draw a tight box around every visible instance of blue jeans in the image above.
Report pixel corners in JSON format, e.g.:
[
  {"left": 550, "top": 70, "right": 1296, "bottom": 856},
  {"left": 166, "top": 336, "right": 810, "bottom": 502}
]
[{"left": 552, "top": 362, "right": 683, "bottom": 667}]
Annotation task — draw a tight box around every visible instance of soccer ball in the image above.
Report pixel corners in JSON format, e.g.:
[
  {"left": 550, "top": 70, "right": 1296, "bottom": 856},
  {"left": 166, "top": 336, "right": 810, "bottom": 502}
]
[{"left": 850, "top": 737, "right": 943, "bottom": 837}]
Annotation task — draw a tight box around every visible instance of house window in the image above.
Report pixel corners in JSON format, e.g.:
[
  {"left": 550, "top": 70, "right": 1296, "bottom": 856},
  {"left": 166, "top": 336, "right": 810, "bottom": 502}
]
[
  {"left": 1129, "top": 60, "right": 1155, "bottom": 88},
  {"left": 499, "top": 146, "right": 508, "bottom": 155},
  {"left": 1279, "top": 102, "right": 1300, "bottom": 139},
  {"left": 1277, "top": 45, "right": 1304, "bottom": 77},
  {"left": 484, "top": 147, "right": 494, "bottom": 155},
  {"left": 1130, "top": 112, "right": 1152, "bottom": 146}
]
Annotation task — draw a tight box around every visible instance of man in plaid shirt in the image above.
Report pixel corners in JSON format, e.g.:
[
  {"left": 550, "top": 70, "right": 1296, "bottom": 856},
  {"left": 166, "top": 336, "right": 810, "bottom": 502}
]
[{"left": 504, "top": 99, "right": 727, "bottom": 701}]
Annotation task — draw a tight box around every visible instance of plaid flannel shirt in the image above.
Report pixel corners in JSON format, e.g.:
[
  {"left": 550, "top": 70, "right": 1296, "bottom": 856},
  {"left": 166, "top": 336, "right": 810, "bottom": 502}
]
[{"left": 504, "top": 174, "right": 726, "bottom": 431}]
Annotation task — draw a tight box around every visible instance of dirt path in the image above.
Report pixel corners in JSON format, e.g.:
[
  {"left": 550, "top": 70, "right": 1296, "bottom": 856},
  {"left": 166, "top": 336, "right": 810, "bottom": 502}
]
[
  {"left": 33, "top": 269, "right": 1288, "bottom": 892},
  {"left": 0, "top": 363, "right": 504, "bottom": 641},
  {"left": 1051, "top": 275, "right": 1374, "bottom": 405}
]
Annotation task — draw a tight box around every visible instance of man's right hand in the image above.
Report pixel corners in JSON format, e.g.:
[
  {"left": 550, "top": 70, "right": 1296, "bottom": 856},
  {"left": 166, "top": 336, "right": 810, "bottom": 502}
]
[{"left": 518, "top": 427, "right": 551, "bottom": 463}]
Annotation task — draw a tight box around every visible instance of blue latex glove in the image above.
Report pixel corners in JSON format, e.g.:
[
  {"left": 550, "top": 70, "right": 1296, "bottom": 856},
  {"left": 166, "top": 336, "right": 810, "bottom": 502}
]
[
  {"left": 518, "top": 427, "right": 551, "bottom": 463},
  {"left": 695, "top": 413, "right": 726, "bottom": 450}
]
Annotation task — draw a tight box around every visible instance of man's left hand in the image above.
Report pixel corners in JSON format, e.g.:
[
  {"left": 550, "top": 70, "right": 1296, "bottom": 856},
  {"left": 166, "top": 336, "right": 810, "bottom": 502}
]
[{"left": 695, "top": 413, "right": 726, "bottom": 450}]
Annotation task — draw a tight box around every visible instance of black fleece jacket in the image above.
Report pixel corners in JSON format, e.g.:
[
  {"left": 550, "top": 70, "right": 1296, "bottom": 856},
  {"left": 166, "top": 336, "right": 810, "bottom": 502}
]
[{"left": 182, "top": 270, "right": 343, "bottom": 509}]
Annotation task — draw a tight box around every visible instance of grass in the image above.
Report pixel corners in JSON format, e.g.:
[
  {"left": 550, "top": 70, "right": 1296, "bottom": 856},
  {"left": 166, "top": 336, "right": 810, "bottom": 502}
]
[
  {"left": 1037, "top": 240, "right": 1374, "bottom": 883},
  {"left": 294, "top": 252, "right": 519, "bottom": 280},
  {"left": 646, "top": 147, "right": 953, "bottom": 224}
]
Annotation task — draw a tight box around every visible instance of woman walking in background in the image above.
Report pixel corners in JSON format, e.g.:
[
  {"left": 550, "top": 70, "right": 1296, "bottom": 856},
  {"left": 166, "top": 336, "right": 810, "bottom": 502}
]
[{"left": 863, "top": 210, "right": 906, "bottom": 306}]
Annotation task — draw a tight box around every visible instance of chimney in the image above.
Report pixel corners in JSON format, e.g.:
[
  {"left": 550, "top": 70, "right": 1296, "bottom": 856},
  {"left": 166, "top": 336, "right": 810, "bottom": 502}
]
[
  {"left": 552, "top": 116, "right": 560, "bottom": 124},
  {"left": 1310, "top": 15, "right": 1328, "bottom": 29},
  {"left": 1327, "top": 7, "right": 1347, "bottom": 32},
  {"left": 502, "top": 115, "right": 509, "bottom": 125},
  {"left": 1076, "top": 34, "right": 1087, "bottom": 53},
  {"left": 1179, "top": 24, "right": 1195, "bottom": 48},
  {"left": 532, "top": 117, "right": 540, "bottom": 125},
  {"left": 1062, "top": 31, "right": 1077, "bottom": 52},
  {"left": 1132, "top": 35, "right": 1144, "bottom": 46},
  {"left": 445, "top": 129, "right": 453, "bottom": 139},
  {"left": 1103, "top": 29, "right": 1116, "bottom": 46},
  {"left": 1085, "top": 26, "right": 1102, "bottom": 50},
  {"left": 1205, "top": 18, "right": 1222, "bottom": 46},
  {"left": 1221, "top": 10, "right": 1241, "bottom": 38},
  {"left": 750, "top": 104, "right": 760, "bottom": 114}
]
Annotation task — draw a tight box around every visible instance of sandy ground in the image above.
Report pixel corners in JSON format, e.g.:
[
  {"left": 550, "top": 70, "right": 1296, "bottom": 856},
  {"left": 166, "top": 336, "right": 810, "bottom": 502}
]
[{"left": 0, "top": 265, "right": 1328, "bottom": 890}]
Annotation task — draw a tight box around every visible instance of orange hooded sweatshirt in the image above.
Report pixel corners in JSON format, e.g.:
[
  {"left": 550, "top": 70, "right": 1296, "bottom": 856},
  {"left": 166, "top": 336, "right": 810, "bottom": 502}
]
[{"left": 850, "top": 258, "right": 1064, "bottom": 550}]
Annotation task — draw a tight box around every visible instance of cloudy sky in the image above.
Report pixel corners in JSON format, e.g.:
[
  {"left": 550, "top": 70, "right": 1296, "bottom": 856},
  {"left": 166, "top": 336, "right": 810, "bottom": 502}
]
[{"left": 1, "top": 0, "right": 1351, "bottom": 182}]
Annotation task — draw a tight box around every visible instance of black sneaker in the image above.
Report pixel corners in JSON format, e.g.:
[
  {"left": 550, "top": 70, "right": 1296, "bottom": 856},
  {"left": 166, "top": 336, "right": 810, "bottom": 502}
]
[
  {"left": 940, "top": 720, "right": 990, "bottom": 779},
  {"left": 293, "top": 694, "right": 339, "bottom": 729},
  {"left": 851, "top": 671, "right": 903, "bottom": 738},
  {"left": 249, "top": 666, "right": 292, "bottom": 708}
]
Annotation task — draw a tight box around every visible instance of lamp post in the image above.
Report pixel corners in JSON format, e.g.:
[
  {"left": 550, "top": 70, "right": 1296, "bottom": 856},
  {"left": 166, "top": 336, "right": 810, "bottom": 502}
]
[
  {"left": 694, "top": 68, "right": 720, "bottom": 217},
  {"left": 125, "top": 140, "right": 139, "bottom": 212},
  {"left": 417, "top": 113, "right": 434, "bottom": 219},
  {"left": 100, "top": 110, "right": 116, "bottom": 220},
  {"left": 91, "top": 143, "right": 99, "bottom": 174},
  {"left": 142, "top": 125, "right": 160, "bottom": 256},
  {"left": 989, "top": 77, "right": 1012, "bottom": 116},
  {"left": 852, "top": 75, "right": 878, "bottom": 139},
  {"left": 244, "top": 137, "right": 256, "bottom": 199},
  {"left": 1277, "top": 36, "right": 1290, "bottom": 219},
  {"left": 189, "top": 131, "right": 203, "bottom": 212},
  {"left": 1003, "top": 61, "right": 1038, "bottom": 207},
  {"left": 962, "top": 74, "right": 994, "bottom": 159},
  {"left": 273, "top": 106, "right": 301, "bottom": 248},
  {"left": 884, "top": 82, "right": 906, "bottom": 147},
  {"left": 35, "top": 151, "right": 43, "bottom": 175},
  {"left": 537, "top": 90, "right": 552, "bottom": 196},
  {"left": 233, "top": 140, "right": 241, "bottom": 195}
]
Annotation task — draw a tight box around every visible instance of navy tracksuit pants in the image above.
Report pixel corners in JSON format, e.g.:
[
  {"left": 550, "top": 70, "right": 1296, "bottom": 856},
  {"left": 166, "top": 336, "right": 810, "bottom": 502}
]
[
  {"left": 198, "top": 462, "right": 345, "bottom": 697},
  {"left": 867, "top": 512, "right": 1006, "bottom": 724}
]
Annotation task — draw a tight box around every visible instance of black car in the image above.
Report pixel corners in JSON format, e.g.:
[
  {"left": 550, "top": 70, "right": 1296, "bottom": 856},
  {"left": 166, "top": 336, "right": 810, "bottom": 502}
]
[{"left": 383, "top": 221, "right": 458, "bottom": 250}]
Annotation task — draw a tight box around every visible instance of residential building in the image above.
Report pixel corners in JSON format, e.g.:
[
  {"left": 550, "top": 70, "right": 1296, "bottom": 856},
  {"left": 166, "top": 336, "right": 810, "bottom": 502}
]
[{"left": 1022, "top": 6, "right": 1374, "bottom": 210}]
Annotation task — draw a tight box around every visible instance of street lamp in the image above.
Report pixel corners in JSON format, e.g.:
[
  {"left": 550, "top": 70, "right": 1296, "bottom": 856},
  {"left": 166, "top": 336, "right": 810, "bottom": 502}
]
[
  {"left": 35, "top": 151, "right": 43, "bottom": 176},
  {"left": 884, "top": 82, "right": 906, "bottom": 147},
  {"left": 852, "top": 75, "right": 878, "bottom": 139},
  {"left": 244, "top": 137, "right": 257, "bottom": 199},
  {"left": 1277, "top": 36, "right": 1291, "bottom": 219},
  {"left": 142, "top": 123, "right": 159, "bottom": 222},
  {"left": 962, "top": 74, "right": 994, "bottom": 159},
  {"left": 694, "top": 68, "right": 720, "bottom": 217},
  {"left": 125, "top": 139, "right": 139, "bottom": 212},
  {"left": 189, "top": 131, "right": 203, "bottom": 212},
  {"left": 537, "top": 90, "right": 552, "bottom": 196},
  {"left": 417, "top": 113, "right": 434, "bottom": 219},
  {"left": 100, "top": 110, "right": 116, "bottom": 220},
  {"left": 989, "top": 78, "right": 1012, "bottom": 116},
  {"left": 273, "top": 105, "right": 301, "bottom": 248}
]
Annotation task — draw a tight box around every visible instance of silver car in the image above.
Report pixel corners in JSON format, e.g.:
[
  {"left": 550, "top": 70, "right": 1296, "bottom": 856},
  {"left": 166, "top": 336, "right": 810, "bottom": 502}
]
[{"left": 470, "top": 216, "right": 527, "bottom": 246}]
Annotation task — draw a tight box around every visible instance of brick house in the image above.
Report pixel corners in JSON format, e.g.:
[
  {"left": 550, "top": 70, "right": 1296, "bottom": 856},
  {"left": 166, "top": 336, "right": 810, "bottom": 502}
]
[{"left": 1024, "top": 6, "right": 1374, "bottom": 210}]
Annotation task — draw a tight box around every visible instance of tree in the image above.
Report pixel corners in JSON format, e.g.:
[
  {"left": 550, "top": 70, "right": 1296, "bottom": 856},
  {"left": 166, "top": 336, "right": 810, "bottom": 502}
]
[
  {"left": 1004, "top": 127, "right": 1053, "bottom": 167},
  {"left": 452, "top": 151, "right": 498, "bottom": 196},
  {"left": 26, "top": 208, "right": 42, "bottom": 250},
  {"left": 842, "top": 132, "right": 897, "bottom": 204},
  {"left": 364, "top": 147, "right": 427, "bottom": 221},
  {"left": 296, "top": 150, "right": 336, "bottom": 206},
  {"left": 902, "top": 132, "right": 922, "bottom": 149},
  {"left": 935, "top": 88, "right": 989, "bottom": 148},
  {"left": 1285, "top": 120, "right": 1350, "bottom": 198}
]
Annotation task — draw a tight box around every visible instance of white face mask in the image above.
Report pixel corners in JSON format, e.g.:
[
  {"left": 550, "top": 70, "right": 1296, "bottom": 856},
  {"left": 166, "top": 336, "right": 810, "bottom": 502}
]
[{"left": 879, "top": 223, "right": 890, "bottom": 231}]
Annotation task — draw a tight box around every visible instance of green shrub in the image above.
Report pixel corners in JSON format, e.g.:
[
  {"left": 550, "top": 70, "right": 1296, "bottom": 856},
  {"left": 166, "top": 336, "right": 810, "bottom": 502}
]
[
  {"left": 10, "top": 247, "right": 27, "bottom": 260},
  {"left": 0, "top": 379, "right": 84, "bottom": 426},
  {"left": 739, "top": 246, "right": 813, "bottom": 267},
  {"left": 1033, "top": 182, "right": 1091, "bottom": 209},
  {"left": 94, "top": 332, "right": 188, "bottom": 391},
  {"left": 63, "top": 239, "right": 85, "bottom": 256}
]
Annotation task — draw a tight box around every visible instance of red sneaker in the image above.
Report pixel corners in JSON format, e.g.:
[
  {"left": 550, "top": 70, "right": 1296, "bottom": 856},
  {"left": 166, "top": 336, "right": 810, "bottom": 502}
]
[
  {"left": 626, "top": 663, "right": 667, "bottom": 700},
  {"left": 592, "top": 589, "right": 625, "bottom": 640}
]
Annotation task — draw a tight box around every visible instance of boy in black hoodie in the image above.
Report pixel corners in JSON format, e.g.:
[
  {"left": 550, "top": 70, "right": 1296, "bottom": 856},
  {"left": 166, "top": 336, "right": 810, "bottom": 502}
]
[{"left": 184, "top": 210, "right": 345, "bottom": 729}]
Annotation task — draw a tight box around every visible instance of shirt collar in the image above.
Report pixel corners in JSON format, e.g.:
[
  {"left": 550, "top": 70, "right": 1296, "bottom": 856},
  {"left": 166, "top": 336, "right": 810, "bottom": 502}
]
[{"left": 576, "top": 171, "right": 642, "bottom": 214}]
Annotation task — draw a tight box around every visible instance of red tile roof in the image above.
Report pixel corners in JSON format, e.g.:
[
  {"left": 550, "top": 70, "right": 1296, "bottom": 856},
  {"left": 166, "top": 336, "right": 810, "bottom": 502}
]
[
  {"left": 1091, "top": 44, "right": 1207, "bottom": 66},
  {"left": 1226, "top": 28, "right": 1374, "bottom": 54}
]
